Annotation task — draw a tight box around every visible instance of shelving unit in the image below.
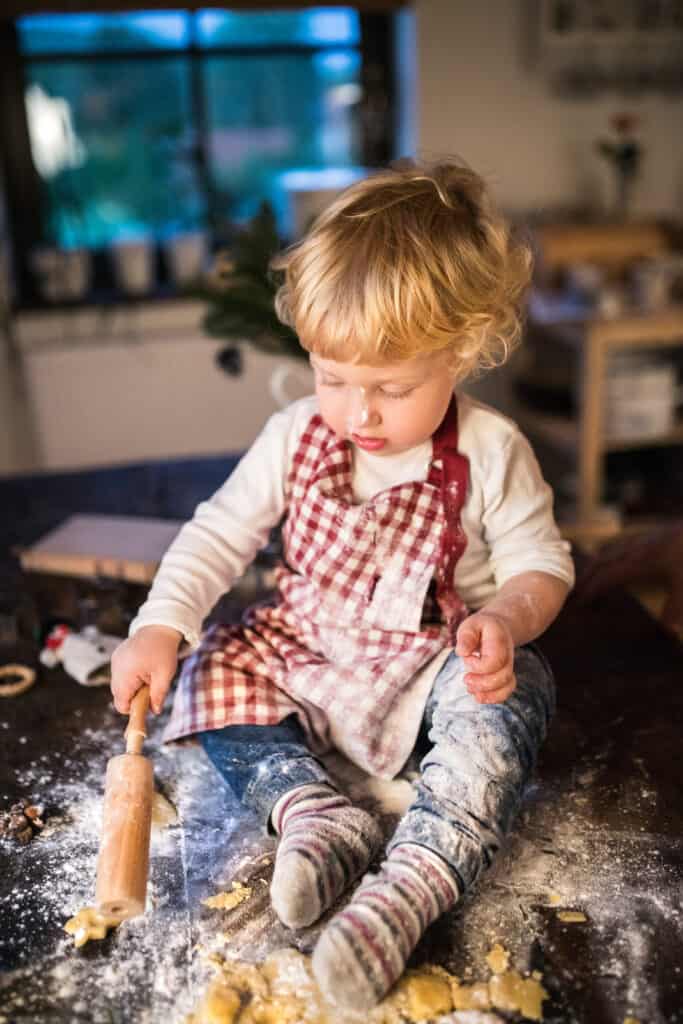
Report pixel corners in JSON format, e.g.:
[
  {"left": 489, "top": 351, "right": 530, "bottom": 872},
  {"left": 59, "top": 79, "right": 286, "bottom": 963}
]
[
  {"left": 517, "top": 305, "right": 683, "bottom": 543},
  {"left": 538, "top": 0, "right": 683, "bottom": 96}
]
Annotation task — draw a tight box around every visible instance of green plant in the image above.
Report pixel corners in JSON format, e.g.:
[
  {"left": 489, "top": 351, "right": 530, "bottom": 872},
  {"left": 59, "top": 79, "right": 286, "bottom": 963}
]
[{"left": 198, "top": 201, "right": 305, "bottom": 372}]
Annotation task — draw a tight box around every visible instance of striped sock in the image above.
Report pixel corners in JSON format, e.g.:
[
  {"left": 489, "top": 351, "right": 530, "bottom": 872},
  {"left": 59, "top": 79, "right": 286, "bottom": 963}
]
[
  {"left": 270, "top": 783, "right": 383, "bottom": 930},
  {"left": 311, "top": 843, "right": 460, "bottom": 1011}
]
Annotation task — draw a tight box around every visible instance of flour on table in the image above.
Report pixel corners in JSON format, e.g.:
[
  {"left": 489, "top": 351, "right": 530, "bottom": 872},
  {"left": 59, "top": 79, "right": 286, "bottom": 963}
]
[{"left": 1, "top": 718, "right": 678, "bottom": 1023}]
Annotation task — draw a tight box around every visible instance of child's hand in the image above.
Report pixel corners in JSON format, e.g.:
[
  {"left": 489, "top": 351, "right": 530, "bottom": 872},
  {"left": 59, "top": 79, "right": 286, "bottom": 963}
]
[
  {"left": 455, "top": 612, "right": 515, "bottom": 704},
  {"left": 110, "top": 625, "right": 182, "bottom": 716}
]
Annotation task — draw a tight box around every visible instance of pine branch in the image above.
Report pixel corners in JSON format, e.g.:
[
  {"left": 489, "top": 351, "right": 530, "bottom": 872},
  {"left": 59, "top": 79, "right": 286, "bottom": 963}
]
[{"left": 197, "top": 201, "right": 307, "bottom": 365}]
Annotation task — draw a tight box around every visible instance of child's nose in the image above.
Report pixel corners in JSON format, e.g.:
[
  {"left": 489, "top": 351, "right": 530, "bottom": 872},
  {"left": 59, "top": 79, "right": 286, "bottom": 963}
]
[{"left": 351, "top": 389, "right": 381, "bottom": 429}]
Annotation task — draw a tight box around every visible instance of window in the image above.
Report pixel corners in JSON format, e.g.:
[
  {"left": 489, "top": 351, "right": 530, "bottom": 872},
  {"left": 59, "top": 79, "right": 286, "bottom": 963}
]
[{"left": 1, "top": 8, "right": 397, "bottom": 305}]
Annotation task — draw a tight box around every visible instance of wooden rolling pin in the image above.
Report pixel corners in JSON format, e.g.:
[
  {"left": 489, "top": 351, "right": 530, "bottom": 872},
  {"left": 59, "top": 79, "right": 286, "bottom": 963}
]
[{"left": 94, "top": 686, "right": 153, "bottom": 921}]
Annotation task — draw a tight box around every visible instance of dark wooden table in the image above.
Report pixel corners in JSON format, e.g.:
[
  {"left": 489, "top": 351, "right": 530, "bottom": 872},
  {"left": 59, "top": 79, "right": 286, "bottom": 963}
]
[{"left": 0, "top": 581, "right": 681, "bottom": 1023}]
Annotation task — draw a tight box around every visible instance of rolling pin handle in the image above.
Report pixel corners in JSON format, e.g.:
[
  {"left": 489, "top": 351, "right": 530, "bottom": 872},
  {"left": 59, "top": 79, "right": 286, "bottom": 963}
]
[{"left": 125, "top": 686, "right": 150, "bottom": 755}]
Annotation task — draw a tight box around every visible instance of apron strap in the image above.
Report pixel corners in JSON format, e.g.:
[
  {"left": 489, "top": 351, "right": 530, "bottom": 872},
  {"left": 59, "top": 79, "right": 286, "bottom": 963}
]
[{"left": 429, "top": 395, "right": 470, "bottom": 639}]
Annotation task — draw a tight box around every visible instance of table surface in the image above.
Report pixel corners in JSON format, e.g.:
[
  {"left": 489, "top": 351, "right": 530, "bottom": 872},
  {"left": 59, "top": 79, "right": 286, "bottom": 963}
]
[{"left": 0, "top": 583, "right": 681, "bottom": 1024}]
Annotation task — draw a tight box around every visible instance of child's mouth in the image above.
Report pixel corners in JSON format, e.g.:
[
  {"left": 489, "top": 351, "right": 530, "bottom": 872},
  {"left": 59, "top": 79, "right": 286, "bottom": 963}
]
[{"left": 352, "top": 434, "right": 387, "bottom": 451}]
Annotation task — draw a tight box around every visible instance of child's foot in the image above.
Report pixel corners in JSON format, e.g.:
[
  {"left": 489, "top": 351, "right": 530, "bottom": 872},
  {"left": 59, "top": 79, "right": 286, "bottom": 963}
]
[
  {"left": 311, "top": 843, "right": 459, "bottom": 1011},
  {"left": 270, "top": 783, "right": 383, "bottom": 929}
]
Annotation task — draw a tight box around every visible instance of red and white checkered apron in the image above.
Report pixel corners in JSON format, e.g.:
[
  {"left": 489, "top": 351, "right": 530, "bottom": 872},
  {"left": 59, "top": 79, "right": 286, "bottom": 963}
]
[{"left": 164, "top": 397, "right": 470, "bottom": 778}]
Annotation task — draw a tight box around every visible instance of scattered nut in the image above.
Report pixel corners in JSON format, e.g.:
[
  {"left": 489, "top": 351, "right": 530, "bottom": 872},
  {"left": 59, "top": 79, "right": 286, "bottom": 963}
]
[{"left": 0, "top": 798, "right": 49, "bottom": 844}]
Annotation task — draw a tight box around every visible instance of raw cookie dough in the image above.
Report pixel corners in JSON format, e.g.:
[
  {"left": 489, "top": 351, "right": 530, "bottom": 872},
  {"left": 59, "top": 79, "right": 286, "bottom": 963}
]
[
  {"left": 188, "top": 947, "right": 547, "bottom": 1024},
  {"left": 401, "top": 971, "right": 452, "bottom": 1019},
  {"left": 193, "top": 981, "right": 242, "bottom": 1024},
  {"left": 64, "top": 906, "right": 123, "bottom": 948},
  {"left": 203, "top": 883, "right": 253, "bottom": 912},
  {"left": 489, "top": 970, "right": 548, "bottom": 1020},
  {"left": 557, "top": 910, "right": 587, "bottom": 923},
  {"left": 485, "top": 943, "right": 510, "bottom": 974}
]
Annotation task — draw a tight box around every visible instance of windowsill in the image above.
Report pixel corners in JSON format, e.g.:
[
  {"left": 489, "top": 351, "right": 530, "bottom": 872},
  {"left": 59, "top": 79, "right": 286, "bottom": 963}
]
[
  {"left": 13, "top": 296, "right": 208, "bottom": 351},
  {"left": 13, "top": 283, "right": 201, "bottom": 314}
]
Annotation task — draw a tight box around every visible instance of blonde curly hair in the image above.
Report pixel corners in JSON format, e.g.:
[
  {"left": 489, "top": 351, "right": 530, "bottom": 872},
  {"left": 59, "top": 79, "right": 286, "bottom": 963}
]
[{"left": 272, "top": 159, "right": 532, "bottom": 381}]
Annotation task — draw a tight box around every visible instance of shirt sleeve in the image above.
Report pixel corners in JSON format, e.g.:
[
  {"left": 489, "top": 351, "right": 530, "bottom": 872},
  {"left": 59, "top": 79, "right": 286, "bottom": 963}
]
[
  {"left": 480, "top": 429, "right": 575, "bottom": 591},
  {"left": 128, "top": 404, "right": 304, "bottom": 648}
]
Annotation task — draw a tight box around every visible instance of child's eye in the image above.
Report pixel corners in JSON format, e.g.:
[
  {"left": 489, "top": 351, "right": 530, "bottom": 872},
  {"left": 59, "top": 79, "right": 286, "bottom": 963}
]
[
  {"left": 321, "top": 379, "right": 344, "bottom": 388},
  {"left": 380, "top": 387, "right": 415, "bottom": 400}
]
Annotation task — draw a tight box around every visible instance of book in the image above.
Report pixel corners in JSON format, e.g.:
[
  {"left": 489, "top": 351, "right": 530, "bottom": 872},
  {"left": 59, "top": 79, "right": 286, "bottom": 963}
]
[{"left": 20, "top": 514, "right": 182, "bottom": 584}]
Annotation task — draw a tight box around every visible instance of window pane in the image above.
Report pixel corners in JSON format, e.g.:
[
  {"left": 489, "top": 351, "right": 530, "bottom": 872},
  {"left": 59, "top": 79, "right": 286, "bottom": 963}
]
[
  {"left": 17, "top": 12, "right": 190, "bottom": 55},
  {"left": 202, "top": 50, "right": 362, "bottom": 226},
  {"left": 24, "top": 58, "right": 203, "bottom": 248},
  {"left": 197, "top": 8, "right": 360, "bottom": 47}
]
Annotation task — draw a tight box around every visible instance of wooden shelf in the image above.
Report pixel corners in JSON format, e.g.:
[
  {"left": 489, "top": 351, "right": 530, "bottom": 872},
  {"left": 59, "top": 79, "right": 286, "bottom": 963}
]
[
  {"left": 606, "top": 422, "right": 683, "bottom": 451},
  {"left": 518, "top": 406, "right": 683, "bottom": 454},
  {"left": 523, "top": 231, "right": 683, "bottom": 527}
]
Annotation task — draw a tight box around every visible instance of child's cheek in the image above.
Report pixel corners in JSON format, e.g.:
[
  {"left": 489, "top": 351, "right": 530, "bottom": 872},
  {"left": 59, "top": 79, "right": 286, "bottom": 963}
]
[{"left": 320, "top": 396, "right": 348, "bottom": 439}]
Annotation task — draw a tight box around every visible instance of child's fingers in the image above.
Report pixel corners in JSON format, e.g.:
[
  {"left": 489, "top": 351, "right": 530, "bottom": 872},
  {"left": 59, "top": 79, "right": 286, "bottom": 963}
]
[
  {"left": 455, "top": 619, "right": 482, "bottom": 658},
  {"left": 463, "top": 626, "right": 509, "bottom": 673},
  {"left": 149, "top": 668, "right": 174, "bottom": 715},
  {"left": 465, "top": 663, "right": 514, "bottom": 695},
  {"left": 472, "top": 677, "right": 517, "bottom": 704},
  {"left": 464, "top": 644, "right": 507, "bottom": 675},
  {"left": 111, "top": 674, "right": 145, "bottom": 715}
]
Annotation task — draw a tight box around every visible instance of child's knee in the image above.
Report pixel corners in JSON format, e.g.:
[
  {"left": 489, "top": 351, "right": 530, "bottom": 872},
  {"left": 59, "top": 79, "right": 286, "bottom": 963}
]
[
  {"left": 430, "top": 706, "right": 530, "bottom": 785},
  {"left": 510, "top": 646, "right": 556, "bottom": 732},
  {"left": 427, "top": 654, "right": 554, "bottom": 782}
]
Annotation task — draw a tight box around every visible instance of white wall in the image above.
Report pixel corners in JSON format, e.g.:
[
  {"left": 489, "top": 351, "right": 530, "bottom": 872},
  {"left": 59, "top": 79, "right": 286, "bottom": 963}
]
[
  {"left": 414, "top": 0, "right": 682, "bottom": 413},
  {"left": 415, "top": 0, "right": 683, "bottom": 217}
]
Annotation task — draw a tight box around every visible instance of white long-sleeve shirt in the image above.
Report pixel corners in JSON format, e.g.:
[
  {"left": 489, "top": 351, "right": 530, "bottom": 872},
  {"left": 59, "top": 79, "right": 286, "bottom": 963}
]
[{"left": 130, "top": 392, "right": 574, "bottom": 648}]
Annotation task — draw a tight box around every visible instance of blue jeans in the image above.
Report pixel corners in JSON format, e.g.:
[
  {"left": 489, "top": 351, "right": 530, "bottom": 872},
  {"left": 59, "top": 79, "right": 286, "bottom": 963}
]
[{"left": 198, "top": 645, "right": 555, "bottom": 893}]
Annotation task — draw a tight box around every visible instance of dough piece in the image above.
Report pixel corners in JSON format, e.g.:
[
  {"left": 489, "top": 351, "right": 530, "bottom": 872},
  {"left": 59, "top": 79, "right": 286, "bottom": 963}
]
[
  {"left": 261, "top": 948, "right": 316, "bottom": 996},
  {"left": 202, "top": 882, "right": 252, "bottom": 911},
  {"left": 557, "top": 910, "right": 587, "bottom": 922},
  {"left": 64, "top": 906, "right": 122, "bottom": 947},
  {"left": 485, "top": 943, "right": 510, "bottom": 974},
  {"left": 219, "top": 959, "right": 270, "bottom": 1001},
  {"left": 451, "top": 980, "right": 492, "bottom": 1010},
  {"left": 489, "top": 970, "right": 548, "bottom": 1021},
  {"left": 0, "top": 664, "right": 36, "bottom": 697},
  {"left": 400, "top": 972, "right": 453, "bottom": 1020},
  {"left": 191, "top": 980, "right": 241, "bottom": 1024},
  {"left": 190, "top": 950, "right": 546, "bottom": 1024},
  {"left": 238, "top": 997, "right": 307, "bottom": 1024}
]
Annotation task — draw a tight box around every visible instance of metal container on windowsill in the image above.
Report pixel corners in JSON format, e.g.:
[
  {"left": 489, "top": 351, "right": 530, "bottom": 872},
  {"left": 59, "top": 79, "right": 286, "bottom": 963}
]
[
  {"left": 30, "top": 247, "right": 92, "bottom": 302},
  {"left": 110, "top": 237, "right": 156, "bottom": 296},
  {"left": 163, "top": 231, "right": 207, "bottom": 289}
]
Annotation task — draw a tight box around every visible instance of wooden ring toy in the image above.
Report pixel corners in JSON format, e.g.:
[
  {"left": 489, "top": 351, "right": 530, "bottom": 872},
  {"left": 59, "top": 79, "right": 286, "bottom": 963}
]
[{"left": 0, "top": 664, "right": 37, "bottom": 697}]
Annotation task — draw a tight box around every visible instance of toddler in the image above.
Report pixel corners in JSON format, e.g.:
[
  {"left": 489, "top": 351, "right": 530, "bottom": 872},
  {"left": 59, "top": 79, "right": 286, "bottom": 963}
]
[{"left": 111, "top": 160, "right": 574, "bottom": 1012}]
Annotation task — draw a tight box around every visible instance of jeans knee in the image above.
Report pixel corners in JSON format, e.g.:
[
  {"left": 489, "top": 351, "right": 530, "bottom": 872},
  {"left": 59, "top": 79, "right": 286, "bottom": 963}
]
[
  {"left": 426, "top": 649, "right": 554, "bottom": 786},
  {"left": 429, "top": 707, "right": 531, "bottom": 787}
]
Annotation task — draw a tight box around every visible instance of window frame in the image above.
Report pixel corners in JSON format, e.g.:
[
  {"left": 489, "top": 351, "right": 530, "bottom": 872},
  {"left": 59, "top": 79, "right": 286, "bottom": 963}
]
[{"left": 0, "top": 9, "right": 396, "bottom": 308}]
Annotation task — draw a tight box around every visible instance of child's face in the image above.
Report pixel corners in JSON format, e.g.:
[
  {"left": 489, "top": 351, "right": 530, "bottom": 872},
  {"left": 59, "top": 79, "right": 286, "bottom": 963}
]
[{"left": 310, "top": 352, "right": 456, "bottom": 456}]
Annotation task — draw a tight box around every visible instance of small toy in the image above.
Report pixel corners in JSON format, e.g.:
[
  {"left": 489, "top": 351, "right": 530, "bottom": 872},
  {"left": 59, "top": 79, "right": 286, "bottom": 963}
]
[{"left": 40, "top": 624, "right": 121, "bottom": 686}]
